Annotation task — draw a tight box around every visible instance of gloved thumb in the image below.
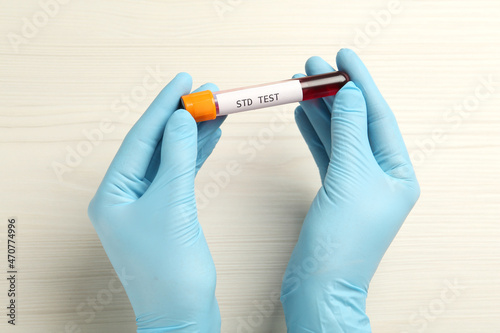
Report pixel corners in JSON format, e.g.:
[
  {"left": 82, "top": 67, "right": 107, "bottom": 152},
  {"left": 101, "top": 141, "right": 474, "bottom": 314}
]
[
  {"left": 327, "top": 82, "right": 372, "bottom": 178},
  {"left": 147, "top": 110, "right": 198, "bottom": 198}
]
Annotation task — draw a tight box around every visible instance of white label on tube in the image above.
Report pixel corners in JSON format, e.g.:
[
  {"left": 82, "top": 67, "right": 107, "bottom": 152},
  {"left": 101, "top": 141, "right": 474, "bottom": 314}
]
[{"left": 215, "top": 80, "right": 303, "bottom": 115}]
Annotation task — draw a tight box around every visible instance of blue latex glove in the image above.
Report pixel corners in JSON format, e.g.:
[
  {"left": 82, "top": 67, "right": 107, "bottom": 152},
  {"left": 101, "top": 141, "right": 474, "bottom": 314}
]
[
  {"left": 280, "top": 49, "right": 420, "bottom": 332},
  {"left": 88, "top": 73, "right": 225, "bottom": 332}
]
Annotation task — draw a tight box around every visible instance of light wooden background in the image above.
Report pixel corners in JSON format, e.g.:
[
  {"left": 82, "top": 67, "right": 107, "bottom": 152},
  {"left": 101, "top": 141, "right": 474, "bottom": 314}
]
[{"left": 1, "top": 0, "right": 499, "bottom": 332}]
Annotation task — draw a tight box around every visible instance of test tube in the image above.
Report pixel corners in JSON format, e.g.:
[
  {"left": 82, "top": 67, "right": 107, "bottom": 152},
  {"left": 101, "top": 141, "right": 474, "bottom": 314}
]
[{"left": 181, "top": 71, "right": 350, "bottom": 122}]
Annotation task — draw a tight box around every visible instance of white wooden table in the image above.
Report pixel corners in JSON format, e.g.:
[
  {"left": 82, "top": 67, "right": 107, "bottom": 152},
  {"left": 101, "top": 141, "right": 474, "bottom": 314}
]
[{"left": 1, "top": 0, "right": 499, "bottom": 332}]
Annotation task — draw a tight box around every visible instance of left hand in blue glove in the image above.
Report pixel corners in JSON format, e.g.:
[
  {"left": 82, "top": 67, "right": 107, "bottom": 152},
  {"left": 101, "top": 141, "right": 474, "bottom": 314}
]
[{"left": 88, "top": 73, "right": 225, "bottom": 332}]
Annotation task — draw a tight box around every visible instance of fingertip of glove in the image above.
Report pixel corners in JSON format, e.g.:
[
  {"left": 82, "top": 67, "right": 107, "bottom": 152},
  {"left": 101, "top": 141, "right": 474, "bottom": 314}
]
[
  {"left": 305, "top": 55, "right": 327, "bottom": 68},
  {"left": 174, "top": 72, "right": 193, "bottom": 85},
  {"left": 338, "top": 48, "right": 355, "bottom": 56},
  {"left": 167, "top": 109, "right": 197, "bottom": 133},
  {"left": 337, "top": 48, "right": 356, "bottom": 61},
  {"left": 294, "top": 105, "right": 305, "bottom": 118},
  {"left": 212, "top": 127, "right": 222, "bottom": 141},
  {"left": 341, "top": 81, "right": 359, "bottom": 91},
  {"left": 305, "top": 56, "right": 335, "bottom": 75},
  {"left": 336, "top": 48, "right": 361, "bottom": 72},
  {"left": 334, "top": 82, "right": 366, "bottom": 111},
  {"left": 294, "top": 106, "right": 309, "bottom": 126}
]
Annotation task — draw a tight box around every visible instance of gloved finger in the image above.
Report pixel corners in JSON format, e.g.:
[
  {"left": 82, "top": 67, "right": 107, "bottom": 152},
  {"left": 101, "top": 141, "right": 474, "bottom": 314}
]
[
  {"left": 193, "top": 82, "right": 225, "bottom": 143},
  {"left": 144, "top": 125, "right": 221, "bottom": 185},
  {"left": 192, "top": 83, "right": 226, "bottom": 175},
  {"left": 326, "top": 82, "right": 372, "bottom": 190},
  {"left": 304, "top": 56, "right": 337, "bottom": 112},
  {"left": 299, "top": 56, "right": 338, "bottom": 158},
  {"left": 101, "top": 73, "right": 192, "bottom": 192},
  {"left": 147, "top": 109, "right": 198, "bottom": 198},
  {"left": 198, "top": 115, "right": 226, "bottom": 144},
  {"left": 143, "top": 83, "right": 226, "bottom": 184},
  {"left": 295, "top": 73, "right": 332, "bottom": 157},
  {"left": 336, "top": 49, "right": 415, "bottom": 180},
  {"left": 295, "top": 106, "right": 329, "bottom": 182},
  {"left": 195, "top": 120, "right": 225, "bottom": 173},
  {"left": 196, "top": 129, "right": 222, "bottom": 174},
  {"left": 144, "top": 140, "right": 162, "bottom": 183}
]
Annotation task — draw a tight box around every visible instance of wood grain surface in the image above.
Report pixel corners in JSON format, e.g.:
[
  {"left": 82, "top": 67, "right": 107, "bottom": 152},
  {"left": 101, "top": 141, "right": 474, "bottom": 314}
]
[{"left": 1, "top": 0, "right": 499, "bottom": 332}]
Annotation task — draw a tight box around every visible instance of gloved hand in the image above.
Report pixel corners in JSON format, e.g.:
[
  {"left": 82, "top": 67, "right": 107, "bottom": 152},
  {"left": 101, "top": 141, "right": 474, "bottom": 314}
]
[
  {"left": 88, "top": 73, "right": 225, "bottom": 332},
  {"left": 280, "top": 49, "right": 420, "bottom": 332}
]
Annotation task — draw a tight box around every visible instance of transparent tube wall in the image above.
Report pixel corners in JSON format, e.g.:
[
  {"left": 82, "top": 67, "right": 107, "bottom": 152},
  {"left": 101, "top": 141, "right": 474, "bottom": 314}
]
[{"left": 213, "top": 71, "right": 349, "bottom": 116}]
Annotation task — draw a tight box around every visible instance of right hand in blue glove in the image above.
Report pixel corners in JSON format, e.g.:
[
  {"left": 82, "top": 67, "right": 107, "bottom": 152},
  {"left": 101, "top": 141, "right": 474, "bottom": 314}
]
[
  {"left": 280, "top": 49, "right": 420, "bottom": 332},
  {"left": 88, "top": 73, "right": 225, "bottom": 332}
]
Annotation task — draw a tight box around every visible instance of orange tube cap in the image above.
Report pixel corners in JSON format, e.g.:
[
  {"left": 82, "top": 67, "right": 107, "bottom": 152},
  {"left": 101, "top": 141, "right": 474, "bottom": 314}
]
[{"left": 181, "top": 90, "right": 217, "bottom": 122}]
